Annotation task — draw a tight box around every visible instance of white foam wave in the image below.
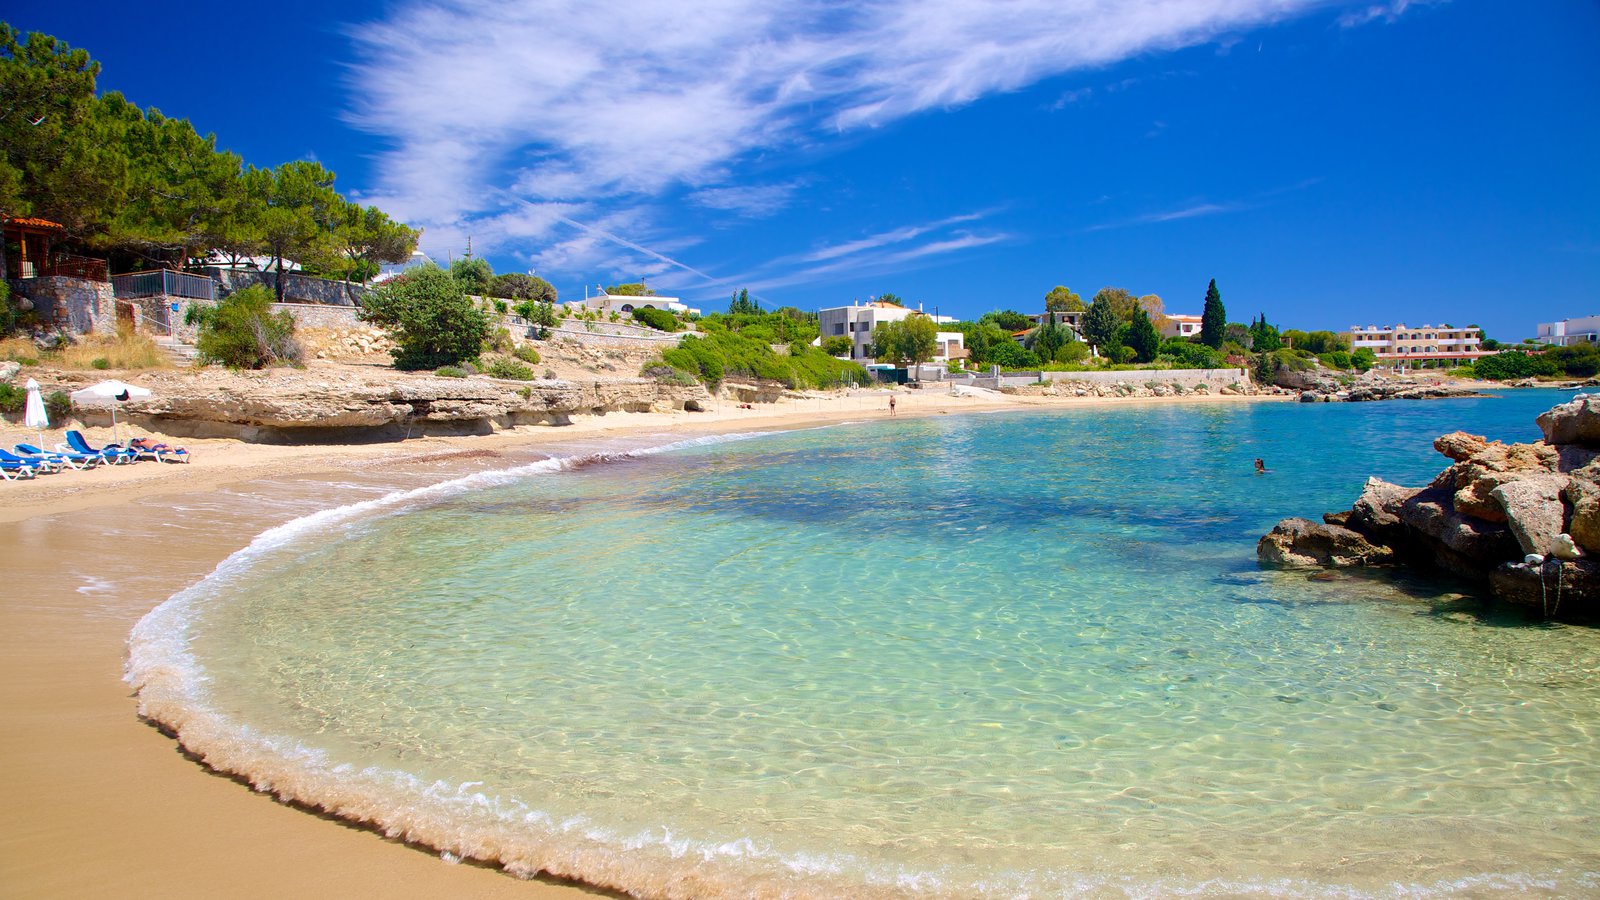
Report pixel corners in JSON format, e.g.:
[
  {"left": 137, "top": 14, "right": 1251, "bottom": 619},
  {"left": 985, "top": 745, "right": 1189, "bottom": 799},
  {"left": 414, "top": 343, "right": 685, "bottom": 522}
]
[{"left": 124, "top": 427, "right": 1599, "bottom": 898}]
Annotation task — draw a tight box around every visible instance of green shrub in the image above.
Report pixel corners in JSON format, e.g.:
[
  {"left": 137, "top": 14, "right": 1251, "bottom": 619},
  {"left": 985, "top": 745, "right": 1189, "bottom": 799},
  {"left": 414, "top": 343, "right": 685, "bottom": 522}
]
[
  {"left": 486, "top": 326, "right": 514, "bottom": 354},
  {"left": 45, "top": 390, "right": 72, "bottom": 421},
  {"left": 1352, "top": 347, "right": 1377, "bottom": 372},
  {"left": 1473, "top": 350, "right": 1559, "bottom": 381},
  {"left": 1317, "top": 350, "right": 1353, "bottom": 370},
  {"left": 91, "top": 357, "right": 109, "bottom": 370},
  {"left": 821, "top": 335, "right": 853, "bottom": 356},
  {"left": 435, "top": 365, "right": 469, "bottom": 378},
  {"left": 192, "top": 285, "right": 303, "bottom": 368},
  {"left": 1159, "top": 340, "right": 1223, "bottom": 369},
  {"left": 360, "top": 265, "right": 491, "bottom": 370},
  {"left": 1448, "top": 365, "right": 1477, "bottom": 378},
  {"left": 631, "top": 307, "right": 680, "bottom": 332},
  {"left": 657, "top": 331, "right": 866, "bottom": 389},
  {"left": 513, "top": 344, "right": 541, "bottom": 364},
  {"left": 484, "top": 357, "right": 535, "bottom": 380},
  {"left": 0, "top": 383, "right": 23, "bottom": 413}
]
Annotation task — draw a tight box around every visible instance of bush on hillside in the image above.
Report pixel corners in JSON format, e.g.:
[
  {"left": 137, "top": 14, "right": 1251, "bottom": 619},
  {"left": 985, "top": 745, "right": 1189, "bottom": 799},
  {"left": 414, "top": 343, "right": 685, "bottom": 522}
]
[
  {"left": 1473, "top": 349, "right": 1559, "bottom": 381},
  {"left": 483, "top": 357, "right": 536, "bottom": 380},
  {"left": 657, "top": 331, "right": 866, "bottom": 389},
  {"left": 360, "top": 265, "right": 491, "bottom": 370},
  {"left": 513, "top": 344, "right": 541, "bottom": 364},
  {"left": 190, "top": 285, "right": 302, "bottom": 368},
  {"left": 631, "top": 307, "right": 680, "bottom": 332}
]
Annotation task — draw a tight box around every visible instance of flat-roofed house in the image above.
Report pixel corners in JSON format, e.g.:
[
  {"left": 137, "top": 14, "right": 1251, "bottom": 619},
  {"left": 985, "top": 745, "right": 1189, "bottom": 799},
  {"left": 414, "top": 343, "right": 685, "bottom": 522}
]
[
  {"left": 817, "top": 300, "right": 962, "bottom": 362},
  {"left": 1535, "top": 316, "right": 1600, "bottom": 347}
]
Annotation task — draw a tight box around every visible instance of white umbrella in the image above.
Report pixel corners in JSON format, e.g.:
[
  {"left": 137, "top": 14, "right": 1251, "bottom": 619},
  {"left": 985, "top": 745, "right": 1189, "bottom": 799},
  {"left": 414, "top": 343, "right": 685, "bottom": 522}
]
[
  {"left": 23, "top": 378, "right": 48, "bottom": 448},
  {"left": 70, "top": 379, "right": 152, "bottom": 445}
]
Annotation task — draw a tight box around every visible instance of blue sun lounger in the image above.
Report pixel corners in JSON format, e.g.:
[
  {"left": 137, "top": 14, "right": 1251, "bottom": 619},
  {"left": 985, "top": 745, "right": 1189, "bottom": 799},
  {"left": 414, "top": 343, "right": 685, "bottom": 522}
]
[
  {"left": 0, "top": 447, "right": 57, "bottom": 474},
  {"left": 62, "top": 430, "right": 138, "bottom": 465},
  {"left": 15, "top": 443, "right": 100, "bottom": 470},
  {"left": 0, "top": 456, "right": 38, "bottom": 480}
]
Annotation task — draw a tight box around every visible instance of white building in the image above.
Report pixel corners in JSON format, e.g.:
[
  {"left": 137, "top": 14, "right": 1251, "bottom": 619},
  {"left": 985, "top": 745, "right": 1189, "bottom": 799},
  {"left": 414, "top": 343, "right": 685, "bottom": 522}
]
[
  {"left": 1535, "top": 316, "right": 1600, "bottom": 347},
  {"left": 565, "top": 287, "right": 701, "bottom": 317},
  {"left": 1343, "top": 323, "right": 1488, "bottom": 364},
  {"left": 817, "top": 301, "right": 963, "bottom": 363},
  {"left": 1161, "top": 314, "right": 1203, "bottom": 339}
]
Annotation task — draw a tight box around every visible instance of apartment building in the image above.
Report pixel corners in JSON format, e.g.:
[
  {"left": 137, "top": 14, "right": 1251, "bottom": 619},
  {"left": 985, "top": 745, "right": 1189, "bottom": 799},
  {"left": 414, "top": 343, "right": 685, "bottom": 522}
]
[
  {"left": 1343, "top": 323, "right": 1488, "bottom": 363},
  {"left": 1535, "top": 316, "right": 1600, "bottom": 347}
]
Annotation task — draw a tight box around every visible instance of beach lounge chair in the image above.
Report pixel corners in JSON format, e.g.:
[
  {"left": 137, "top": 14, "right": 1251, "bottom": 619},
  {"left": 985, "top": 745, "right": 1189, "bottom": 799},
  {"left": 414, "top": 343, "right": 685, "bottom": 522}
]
[
  {"left": 0, "top": 456, "right": 38, "bottom": 480},
  {"left": 123, "top": 436, "right": 191, "bottom": 463},
  {"left": 0, "top": 448, "right": 58, "bottom": 474},
  {"left": 62, "top": 430, "right": 138, "bottom": 465},
  {"left": 15, "top": 443, "right": 101, "bottom": 470}
]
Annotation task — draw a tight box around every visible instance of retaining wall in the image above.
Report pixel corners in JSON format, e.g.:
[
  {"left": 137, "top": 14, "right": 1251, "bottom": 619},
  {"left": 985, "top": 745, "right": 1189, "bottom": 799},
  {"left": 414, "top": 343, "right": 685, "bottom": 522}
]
[
  {"left": 971, "top": 367, "right": 1251, "bottom": 390},
  {"left": 208, "top": 267, "right": 369, "bottom": 306}
]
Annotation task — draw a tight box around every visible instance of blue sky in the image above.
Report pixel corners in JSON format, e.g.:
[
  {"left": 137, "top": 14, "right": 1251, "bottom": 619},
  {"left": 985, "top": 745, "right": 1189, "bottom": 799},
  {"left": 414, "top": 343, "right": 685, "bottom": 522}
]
[{"left": 13, "top": 0, "right": 1599, "bottom": 339}]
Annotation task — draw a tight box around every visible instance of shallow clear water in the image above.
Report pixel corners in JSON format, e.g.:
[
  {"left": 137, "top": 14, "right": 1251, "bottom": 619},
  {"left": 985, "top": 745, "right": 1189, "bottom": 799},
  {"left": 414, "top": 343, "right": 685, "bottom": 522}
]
[{"left": 148, "top": 391, "right": 1600, "bottom": 896}]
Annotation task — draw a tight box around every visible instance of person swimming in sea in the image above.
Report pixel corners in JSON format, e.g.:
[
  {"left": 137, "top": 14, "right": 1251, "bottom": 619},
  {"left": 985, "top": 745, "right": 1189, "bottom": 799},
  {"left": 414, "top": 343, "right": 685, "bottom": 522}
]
[{"left": 1254, "top": 458, "right": 1267, "bottom": 474}]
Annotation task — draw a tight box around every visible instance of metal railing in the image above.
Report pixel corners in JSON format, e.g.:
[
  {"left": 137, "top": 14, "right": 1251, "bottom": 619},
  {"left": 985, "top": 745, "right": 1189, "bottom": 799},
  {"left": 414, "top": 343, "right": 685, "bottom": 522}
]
[
  {"left": 111, "top": 269, "right": 216, "bottom": 301},
  {"left": 7, "top": 252, "right": 109, "bottom": 282}
]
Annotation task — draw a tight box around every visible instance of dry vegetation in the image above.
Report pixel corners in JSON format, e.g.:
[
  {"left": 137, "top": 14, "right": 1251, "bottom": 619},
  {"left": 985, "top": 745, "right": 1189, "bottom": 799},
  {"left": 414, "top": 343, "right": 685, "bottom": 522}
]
[{"left": 1, "top": 327, "right": 169, "bottom": 371}]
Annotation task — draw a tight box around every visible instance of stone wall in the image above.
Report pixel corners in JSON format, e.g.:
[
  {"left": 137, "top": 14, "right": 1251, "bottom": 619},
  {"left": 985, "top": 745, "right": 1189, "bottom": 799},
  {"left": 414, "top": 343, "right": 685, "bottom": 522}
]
[
  {"left": 207, "top": 267, "right": 369, "bottom": 306},
  {"left": 10, "top": 276, "right": 118, "bottom": 334},
  {"left": 272, "top": 302, "right": 364, "bottom": 330},
  {"left": 520, "top": 319, "right": 683, "bottom": 349}
]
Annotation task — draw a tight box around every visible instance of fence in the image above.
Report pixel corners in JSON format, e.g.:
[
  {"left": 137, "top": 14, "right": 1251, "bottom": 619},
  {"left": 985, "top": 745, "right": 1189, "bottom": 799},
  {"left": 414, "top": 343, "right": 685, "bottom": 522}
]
[
  {"left": 8, "top": 252, "right": 108, "bottom": 282},
  {"left": 111, "top": 269, "right": 217, "bottom": 301}
]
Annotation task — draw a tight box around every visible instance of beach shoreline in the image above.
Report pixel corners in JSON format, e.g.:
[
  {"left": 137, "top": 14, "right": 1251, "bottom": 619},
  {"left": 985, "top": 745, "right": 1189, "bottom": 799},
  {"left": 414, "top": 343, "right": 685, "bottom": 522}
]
[{"left": 0, "top": 389, "right": 1283, "bottom": 899}]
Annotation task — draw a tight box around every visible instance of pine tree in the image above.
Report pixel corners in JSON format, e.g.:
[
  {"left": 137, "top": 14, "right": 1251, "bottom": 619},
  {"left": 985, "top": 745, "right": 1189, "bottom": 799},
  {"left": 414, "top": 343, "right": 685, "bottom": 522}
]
[
  {"left": 1126, "top": 304, "right": 1160, "bottom": 363},
  {"left": 1082, "top": 295, "right": 1121, "bottom": 355},
  {"left": 1200, "top": 278, "right": 1226, "bottom": 348}
]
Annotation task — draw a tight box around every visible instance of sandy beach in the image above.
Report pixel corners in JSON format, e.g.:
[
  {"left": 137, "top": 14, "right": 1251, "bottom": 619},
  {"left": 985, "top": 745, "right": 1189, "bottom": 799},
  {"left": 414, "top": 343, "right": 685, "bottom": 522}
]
[{"left": 0, "top": 388, "right": 1280, "bottom": 899}]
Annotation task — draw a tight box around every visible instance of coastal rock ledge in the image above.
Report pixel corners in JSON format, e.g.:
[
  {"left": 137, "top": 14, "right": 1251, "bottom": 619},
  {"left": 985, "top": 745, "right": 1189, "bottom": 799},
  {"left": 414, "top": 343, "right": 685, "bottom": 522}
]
[
  {"left": 1258, "top": 395, "right": 1600, "bottom": 619},
  {"left": 69, "top": 368, "right": 714, "bottom": 442}
]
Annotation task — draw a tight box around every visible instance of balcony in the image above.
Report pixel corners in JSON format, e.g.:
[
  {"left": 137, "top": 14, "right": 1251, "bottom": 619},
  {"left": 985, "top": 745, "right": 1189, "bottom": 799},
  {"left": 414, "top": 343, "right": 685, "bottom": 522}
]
[{"left": 7, "top": 251, "right": 109, "bottom": 282}]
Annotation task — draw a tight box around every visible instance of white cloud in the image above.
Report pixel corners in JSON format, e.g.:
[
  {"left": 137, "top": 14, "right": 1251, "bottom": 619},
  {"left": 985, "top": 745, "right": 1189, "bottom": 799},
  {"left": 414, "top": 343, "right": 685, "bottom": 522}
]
[{"left": 345, "top": 0, "right": 1353, "bottom": 279}]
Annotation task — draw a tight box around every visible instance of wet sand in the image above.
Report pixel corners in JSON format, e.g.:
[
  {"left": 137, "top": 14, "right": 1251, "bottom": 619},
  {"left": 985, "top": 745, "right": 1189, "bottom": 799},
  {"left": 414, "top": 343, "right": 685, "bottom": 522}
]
[{"left": 0, "top": 388, "right": 1280, "bottom": 898}]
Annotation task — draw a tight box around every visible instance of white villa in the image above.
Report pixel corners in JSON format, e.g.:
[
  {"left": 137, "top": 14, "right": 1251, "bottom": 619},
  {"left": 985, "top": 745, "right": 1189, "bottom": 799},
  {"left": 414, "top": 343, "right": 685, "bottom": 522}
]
[
  {"left": 1535, "top": 316, "right": 1600, "bottom": 347},
  {"left": 1161, "top": 314, "right": 1203, "bottom": 339},
  {"left": 817, "top": 300, "right": 965, "bottom": 364},
  {"left": 565, "top": 287, "right": 701, "bottom": 317}
]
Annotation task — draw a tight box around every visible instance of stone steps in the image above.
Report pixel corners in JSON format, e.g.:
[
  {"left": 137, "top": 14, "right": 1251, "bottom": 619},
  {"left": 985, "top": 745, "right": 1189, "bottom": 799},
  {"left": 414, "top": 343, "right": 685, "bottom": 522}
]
[{"left": 154, "top": 335, "right": 201, "bottom": 367}]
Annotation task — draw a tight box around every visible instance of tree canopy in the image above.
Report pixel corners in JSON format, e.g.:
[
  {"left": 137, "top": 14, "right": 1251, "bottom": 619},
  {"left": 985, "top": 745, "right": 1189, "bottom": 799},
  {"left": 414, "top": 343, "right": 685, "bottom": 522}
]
[
  {"left": 1044, "top": 285, "right": 1084, "bottom": 312},
  {"left": 606, "top": 281, "right": 655, "bottom": 296},
  {"left": 1090, "top": 287, "right": 1138, "bottom": 324},
  {"left": 872, "top": 314, "right": 938, "bottom": 366},
  {"left": 728, "top": 288, "right": 758, "bottom": 314},
  {"left": 359, "top": 265, "right": 490, "bottom": 369},
  {"left": 1125, "top": 304, "right": 1161, "bottom": 363},
  {"left": 0, "top": 26, "right": 420, "bottom": 282},
  {"left": 979, "top": 309, "right": 1031, "bottom": 332}
]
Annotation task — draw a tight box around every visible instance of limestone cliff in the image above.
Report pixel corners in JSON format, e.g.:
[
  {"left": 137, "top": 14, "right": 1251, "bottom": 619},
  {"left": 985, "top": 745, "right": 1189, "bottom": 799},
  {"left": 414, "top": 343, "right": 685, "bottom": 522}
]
[{"left": 65, "top": 368, "right": 712, "bottom": 442}]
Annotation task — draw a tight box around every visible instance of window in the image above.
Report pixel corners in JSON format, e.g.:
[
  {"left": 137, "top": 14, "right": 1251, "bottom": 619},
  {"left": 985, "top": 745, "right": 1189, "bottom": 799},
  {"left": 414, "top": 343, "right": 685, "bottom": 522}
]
[
  {"left": 832, "top": 323, "right": 845, "bottom": 335},
  {"left": 620, "top": 303, "right": 634, "bottom": 313}
]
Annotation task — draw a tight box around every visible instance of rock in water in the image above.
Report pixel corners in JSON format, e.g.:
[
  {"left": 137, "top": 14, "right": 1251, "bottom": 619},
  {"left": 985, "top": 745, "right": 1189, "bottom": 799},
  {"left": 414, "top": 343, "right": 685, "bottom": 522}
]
[{"left": 1257, "top": 518, "right": 1395, "bottom": 568}]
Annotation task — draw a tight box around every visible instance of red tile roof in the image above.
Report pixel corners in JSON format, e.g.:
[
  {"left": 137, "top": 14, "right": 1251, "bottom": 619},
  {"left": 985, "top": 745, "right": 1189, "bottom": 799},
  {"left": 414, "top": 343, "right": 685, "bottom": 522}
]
[{"left": 4, "top": 216, "right": 65, "bottom": 230}]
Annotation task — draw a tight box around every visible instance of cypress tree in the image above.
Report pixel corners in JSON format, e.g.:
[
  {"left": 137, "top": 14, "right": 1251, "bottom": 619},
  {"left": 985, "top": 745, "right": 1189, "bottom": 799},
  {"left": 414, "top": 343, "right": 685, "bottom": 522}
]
[
  {"left": 1200, "top": 278, "right": 1226, "bottom": 348},
  {"left": 1082, "top": 295, "right": 1121, "bottom": 356}
]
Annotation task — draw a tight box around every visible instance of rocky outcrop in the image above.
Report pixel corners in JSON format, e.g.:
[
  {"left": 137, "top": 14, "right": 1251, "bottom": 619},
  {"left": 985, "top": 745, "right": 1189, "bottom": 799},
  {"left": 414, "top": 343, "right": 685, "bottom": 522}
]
[
  {"left": 1258, "top": 395, "right": 1600, "bottom": 619},
  {"left": 1258, "top": 518, "right": 1395, "bottom": 567},
  {"left": 63, "top": 367, "right": 713, "bottom": 442}
]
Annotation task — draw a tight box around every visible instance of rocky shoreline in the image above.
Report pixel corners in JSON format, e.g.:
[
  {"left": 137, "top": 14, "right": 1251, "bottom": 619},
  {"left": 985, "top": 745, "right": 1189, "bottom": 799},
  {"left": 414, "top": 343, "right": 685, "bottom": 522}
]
[{"left": 1259, "top": 395, "right": 1600, "bottom": 619}]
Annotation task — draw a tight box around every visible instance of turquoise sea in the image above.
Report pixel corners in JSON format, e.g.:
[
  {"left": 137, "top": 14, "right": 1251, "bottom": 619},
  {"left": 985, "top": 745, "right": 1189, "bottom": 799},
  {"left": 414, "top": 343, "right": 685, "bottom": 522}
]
[{"left": 131, "top": 390, "right": 1600, "bottom": 898}]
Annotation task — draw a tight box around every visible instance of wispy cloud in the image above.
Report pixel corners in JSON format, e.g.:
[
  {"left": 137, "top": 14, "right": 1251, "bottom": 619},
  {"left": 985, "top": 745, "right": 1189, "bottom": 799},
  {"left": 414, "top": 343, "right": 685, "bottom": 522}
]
[
  {"left": 344, "top": 0, "right": 1346, "bottom": 284},
  {"left": 1084, "top": 202, "right": 1249, "bottom": 232},
  {"left": 801, "top": 213, "right": 989, "bottom": 263},
  {"left": 689, "top": 183, "right": 801, "bottom": 218},
  {"left": 1337, "top": 0, "right": 1440, "bottom": 29}
]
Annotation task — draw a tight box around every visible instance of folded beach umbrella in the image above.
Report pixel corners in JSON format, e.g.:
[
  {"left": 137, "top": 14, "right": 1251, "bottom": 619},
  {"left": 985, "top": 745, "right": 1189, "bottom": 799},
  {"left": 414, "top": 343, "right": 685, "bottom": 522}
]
[
  {"left": 70, "top": 379, "right": 152, "bottom": 445},
  {"left": 23, "top": 378, "right": 48, "bottom": 448}
]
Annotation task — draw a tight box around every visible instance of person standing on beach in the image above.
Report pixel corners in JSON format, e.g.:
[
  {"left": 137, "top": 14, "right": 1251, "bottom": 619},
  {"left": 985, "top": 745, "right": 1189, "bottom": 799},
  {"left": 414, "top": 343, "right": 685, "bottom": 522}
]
[{"left": 889, "top": 395, "right": 897, "bottom": 416}]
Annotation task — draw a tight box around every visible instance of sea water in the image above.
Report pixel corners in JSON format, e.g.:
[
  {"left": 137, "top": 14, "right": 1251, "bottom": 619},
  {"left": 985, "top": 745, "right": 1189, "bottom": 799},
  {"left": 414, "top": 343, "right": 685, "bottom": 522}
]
[{"left": 131, "top": 390, "right": 1600, "bottom": 897}]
